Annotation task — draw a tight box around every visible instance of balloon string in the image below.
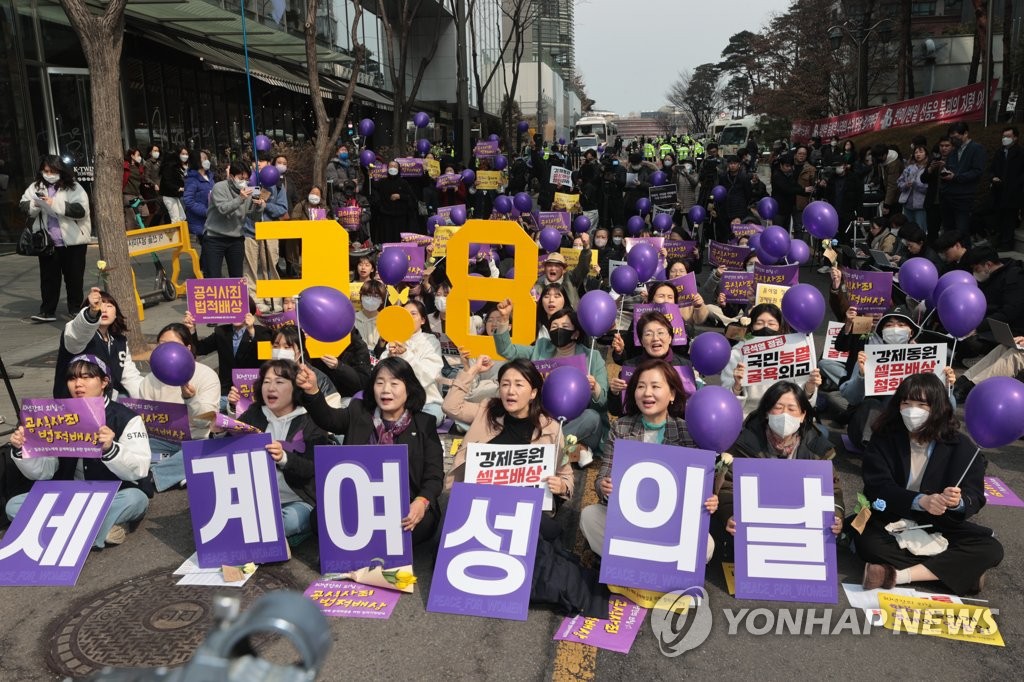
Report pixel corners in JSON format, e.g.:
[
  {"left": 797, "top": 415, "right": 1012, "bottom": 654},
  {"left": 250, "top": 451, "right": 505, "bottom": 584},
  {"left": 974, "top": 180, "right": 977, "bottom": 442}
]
[
  {"left": 954, "top": 447, "right": 981, "bottom": 488},
  {"left": 239, "top": 0, "right": 260, "bottom": 187},
  {"left": 947, "top": 337, "right": 958, "bottom": 400},
  {"left": 588, "top": 338, "right": 596, "bottom": 376},
  {"left": 919, "top": 307, "right": 936, "bottom": 328}
]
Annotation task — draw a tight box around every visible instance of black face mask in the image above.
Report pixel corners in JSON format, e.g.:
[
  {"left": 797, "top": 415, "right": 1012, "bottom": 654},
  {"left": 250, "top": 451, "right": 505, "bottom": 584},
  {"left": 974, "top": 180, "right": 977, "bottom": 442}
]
[
  {"left": 550, "top": 328, "right": 575, "bottom": 348},
  {"left": 750, "top": 327, "right": 779, "bottom": 337}
]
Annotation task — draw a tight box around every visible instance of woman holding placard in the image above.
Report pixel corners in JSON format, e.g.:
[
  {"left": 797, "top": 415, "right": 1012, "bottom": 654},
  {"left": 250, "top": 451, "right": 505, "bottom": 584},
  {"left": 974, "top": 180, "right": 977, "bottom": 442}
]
[
  {"left": 297, "top": 357, "right": 444, "bottom": 545},
  {"left": 580, "top": 358, "right": 718, "bottom": 557},
  {"left": 858, "top": 373, "right": 1002, "bottom": 595},
  {"left": 7, "top": 355, "right": 153, "bottom": 549},
  {"left": 442, "top": 358, "right": 572, "bottom": 533},
  {"left": 611, "top": 279, "right": 706, "bottom": 364},
  {"left": 608, "top": 311, "right": 696, "bottom": 417},
  {"left": 212, "top": 359, "right": 331, "bottom": 543},
  {"left": 492, "top": 305, "right": 607, "bottom": 453},
  {"left": 379, "top": 300, "right": 445, "bottom": 425},
  {"left": 719, "top": 303, "right": 822, "bottom": 416},
  {"left": 716, "top": 381, "right": 844, "bottom": 540}
]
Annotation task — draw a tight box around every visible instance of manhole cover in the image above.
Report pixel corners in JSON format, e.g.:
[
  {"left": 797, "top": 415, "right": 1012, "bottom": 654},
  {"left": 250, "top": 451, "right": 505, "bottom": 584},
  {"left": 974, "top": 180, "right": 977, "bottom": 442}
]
[{"left": 45, "top": 567, "right": 296, "bottom": 677}]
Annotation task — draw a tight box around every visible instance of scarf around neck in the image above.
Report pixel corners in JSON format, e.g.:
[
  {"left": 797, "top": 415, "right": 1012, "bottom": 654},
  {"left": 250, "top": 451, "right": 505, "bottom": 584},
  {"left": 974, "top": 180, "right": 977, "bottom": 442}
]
[{"left": 372, "top": 407, "right": 413, "bottom": 445}]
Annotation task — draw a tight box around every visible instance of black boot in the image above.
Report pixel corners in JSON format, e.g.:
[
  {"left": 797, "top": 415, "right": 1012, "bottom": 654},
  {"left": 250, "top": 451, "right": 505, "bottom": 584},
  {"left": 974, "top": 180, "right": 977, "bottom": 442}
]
[{"left": 952, "top": 375, "right": 975, "bottom": 404}]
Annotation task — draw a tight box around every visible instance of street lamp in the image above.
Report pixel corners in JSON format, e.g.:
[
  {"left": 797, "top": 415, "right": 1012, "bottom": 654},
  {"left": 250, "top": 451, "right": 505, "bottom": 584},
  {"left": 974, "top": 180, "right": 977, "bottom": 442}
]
[{"left": 827, "top": 17, "right": 893, "bottom": 110}]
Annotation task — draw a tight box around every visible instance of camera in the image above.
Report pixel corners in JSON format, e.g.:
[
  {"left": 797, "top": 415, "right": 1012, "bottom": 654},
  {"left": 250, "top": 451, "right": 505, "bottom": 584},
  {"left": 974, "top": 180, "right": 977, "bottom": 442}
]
[{"left": 931, "top": 151, "right": 942, "bottom": 161}]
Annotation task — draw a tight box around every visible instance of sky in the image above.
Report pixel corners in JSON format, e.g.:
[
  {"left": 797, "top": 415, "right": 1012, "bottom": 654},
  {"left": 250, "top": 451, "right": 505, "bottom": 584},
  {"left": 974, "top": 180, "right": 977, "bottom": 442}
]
[{"left": 574, "top": 0, "right": 793, "bottom": 116}]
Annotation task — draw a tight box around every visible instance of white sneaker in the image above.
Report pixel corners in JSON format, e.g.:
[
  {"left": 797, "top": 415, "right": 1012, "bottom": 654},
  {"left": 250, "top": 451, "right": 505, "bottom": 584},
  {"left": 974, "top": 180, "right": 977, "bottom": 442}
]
[
  {"left": 577, "top": 446, "right": 594, "bottom": 468},
  {"left": 105, "top": 524, "right": 127, "bottom": 546}
]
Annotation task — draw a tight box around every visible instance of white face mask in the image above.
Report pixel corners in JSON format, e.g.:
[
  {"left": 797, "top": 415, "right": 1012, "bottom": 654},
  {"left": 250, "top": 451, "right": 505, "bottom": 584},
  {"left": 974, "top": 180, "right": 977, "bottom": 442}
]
[
  {"left": 881, "top": 327, "right": 911, "bottom": 345},
  {"left": 612, "top": 236, "right": 623, "bottom": 246},
  {"left": 234, "top": 179, "right": 248, "bottom": 190},
  {"left": 663, "top": 160, "right": 673, "bottom": 167},
  {"left": 835, "top": 166, "right": 846, "bottom": 175},
  {"left": 276, "top": 163, "right": 287, "bottom": 173},
  {"left": 151, "top": 151, "right": 160, "bottom": 160},
  {"left": 201, "top": 159, "right": 211, "bottom": 170},
  {"left": 746, "top": 263, "right": 757, "bottom": 273},
  {"left": 900, "top": 406, "right": 929, "bottom": 432},
  {"left": 435, "top": 296, "right": 447, "bottom": 313},
  {"left": 271, "top": 348, "right": 296, "bottom": 362},
  {"left": 361, "top": 296, "right": 382, "bottom": 311},
  {"left": 595, "top": 237, "right": 607, "bottom": 248},
  {"left": 1002, "top": 136, "right": 1014, "bottom": 147},
  {"left": 768, "top": 413, "right": 802, "bottom": 438},
  {"left": 179, "top": 154, "right": 189, "bottom": 163},
  {"left": 132, "top": 155, "right": 142, "bottom": 164},
  {"left": 42, "top": 173, "right": 60, "bottom": 184},
  {"left": 974, "top": 268, "right": 990, "bottom": 283},
  {"left": 388, "top": 167, "right": 399, "bottom": 176},
  {"left": 307, "top": 194, "right": 321, "bottom": 205}
]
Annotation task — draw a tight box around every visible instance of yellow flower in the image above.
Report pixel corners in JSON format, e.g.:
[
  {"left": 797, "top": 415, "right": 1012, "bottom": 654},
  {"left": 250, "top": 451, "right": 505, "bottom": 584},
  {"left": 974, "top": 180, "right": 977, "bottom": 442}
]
[
  {"left": 395, "top": 570, "right": 416, "bottom": 584},
  {"left": 96, "top": 260, "right": 107, "bottom": 271},
  {"left": 394, "top": 580, "right": 410, "bottom": 590},
  {"left": 241, "top": 562, "right": 256, "bottom": 574}
]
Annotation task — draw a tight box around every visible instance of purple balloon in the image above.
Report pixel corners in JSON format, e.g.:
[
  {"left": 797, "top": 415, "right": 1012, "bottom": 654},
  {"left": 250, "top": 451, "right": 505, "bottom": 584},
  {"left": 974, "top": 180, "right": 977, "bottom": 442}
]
[
  {"left": 689, "top": 333, "right": 732, "bottom": 377},
  {"left": 558, "top": 137, "right": 566, "bottom": 145},
  {"left": 449, "top": 205, "right": 468, "bottom": 226},
  {"left": 493, "top": 155, "right": 508, "bottom": 171},
  {"left": 688, "top": 205, "right": 707, "bottom": 224},
  {"left": 626, "top": 215, "right": 646, "bottom": 235},
  {"left": 149, "top": 342, "right": 196, "bottom": 387},
  {"left": 493, "top": 195, "right": 513, "bottom": 214},
  {"left": 899, "top": 257, "right": 940, "bottom": 301},
  {"left": 461, "top": 169, "right": 476, "bottom": 186},
  {"left": 760, "top": 225, "right": 791, "bottom": 260},
  {"left": 486, "top": 134, "right": 500, "bottom": 142},
  {"left": 781, "top": 283, "right": 826, "bottom": 334},
  {"left": 757, "top": 196, "right": 779, "bottom": 220},
  {"left": 749, "top": 233, "right": 762, "bottom": 251},
  {"left": 504, "top": 267, "right": 516, "bottom": 279},
  {"left": 539, "top": 227, "right": 562, "bottom": 253},
  {"left": 358, "top": 118, "right": 375, "bottom": 136},
  {"left": 298, "top": 286, "right": 355, "bottom": 343},
  {"left": 415, "top": 138, "right": 432, "bottom": 155},
  {"left": 711, "top": 185, "right": 727, "bottom": 203},
  {"left": 258, "top": 164, "right": 280, "bottom": 187},
  {"left": 610, "top": 265, "right": 639, "bottom": 295},
  {"left": 578, "top": 290, "right": 617, "bottom": 337},
  {"left": 254, "top": 134, "right": 272, "bottom": 152},
  {"left": 627, "top": 243, "right": 659, "bottom": 282},
  {"left": 754, "top": 242, "right": 780, "bottom": 265},
  {"left": 787, "top": 239, "right": 811, "bottom": 265},
  {"left": 938, "top": 285, "right": 987, "bottom": 339},
  {"left": 652, "top": 213, "right": 673, "bottom": 233},
  {"left": 650, "top": 171, "right": 668, "bottom": 187},
  {"left": 468, "top": 273, "right": 486, "bottom": 313},
  {"left": 802, "top": 201, "right": 839, "bottom": 239},
  {"left": 928, "top": 270, "right": 976, "bottom": 307},
  {"left": 635, "top": 197, "right": 652, "bottom": 215},
  {"left": 249, "top": 170, "right": 259, "bottom": 187},
  {"left": 573, "top": 214, "right": 592, "bottom": 234},
  {"left": 513, "top": 192, "right": 533, "bottom": 213},
  {"left": 517, "top": 120, "right": 530, "bottom": 133},
  {"left": 359, "top": 149, "right": 376, "bottom": 167},
  {"left": 542, "top": 366, "right": 591, "bottom": 422},
  {"left": 685, "top": 385, "right": 744, "bottom": 452},
  {"left": 426, "top": 215, "right": 442, "bottom": 235},
  {"left": 413, "top": 112, "right": 430, "bottom": 128},
  {"left": 377, "top": 248, "right": 410, "bottom": 286},
  {"left": 965, "top": 377, "right": 1024, "bottom": 448}
]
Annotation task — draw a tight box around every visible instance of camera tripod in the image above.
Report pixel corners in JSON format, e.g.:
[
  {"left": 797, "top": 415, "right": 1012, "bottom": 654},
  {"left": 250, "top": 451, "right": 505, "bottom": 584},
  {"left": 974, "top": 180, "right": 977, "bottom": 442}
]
[{"left": 0, "top": 351, "right": 20, "bottom": 438}]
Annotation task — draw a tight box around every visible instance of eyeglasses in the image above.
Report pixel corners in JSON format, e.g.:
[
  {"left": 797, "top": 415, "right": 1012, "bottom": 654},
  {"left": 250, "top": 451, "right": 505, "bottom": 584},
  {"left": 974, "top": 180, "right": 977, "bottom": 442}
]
[{"left": 641, "top": 329, "right": 671, "bottom": 340}]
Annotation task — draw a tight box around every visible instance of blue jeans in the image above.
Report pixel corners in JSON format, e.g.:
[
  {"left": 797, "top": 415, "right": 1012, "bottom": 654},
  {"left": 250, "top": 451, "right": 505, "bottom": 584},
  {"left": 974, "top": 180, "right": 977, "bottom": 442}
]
[
  {"left": 564, "top": 408, "right": 602, "bottom": 451},
  {"left": 818, "top": 359, "right": 847, "bottom": 386},
  {"left": 6, "top": 487, "right": 149, "bottom": 549},
  {"left": 202, "top": 234, "right": 245, "bottom": 278},
  {"left": 152, "top": 451, "right": 187, "bottom": 492},
  {"left": 904, "top": 207, "right": 928, "bottom": 232},
  {"left": 282, "top": 501, "right": 313, "bottom": 537}
]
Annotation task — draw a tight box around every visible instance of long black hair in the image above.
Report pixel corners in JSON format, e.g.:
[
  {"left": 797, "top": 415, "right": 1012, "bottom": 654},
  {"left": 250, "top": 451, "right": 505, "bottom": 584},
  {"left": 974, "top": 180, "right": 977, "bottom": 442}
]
[
  {"left": 537, "top": 282, "right": 571, "bottom": 332},
  {"left": 486, "top": 359, "right": 547, "bottom": 435},
  {"left": 36, "top": 154, "right": 76, "bottom": 190},
  {"left": 157, "top": 322, "right": 196, "bottom": 355},
  {"left": 364, "top": 356, "right": 427, "bottom": 414},
  {"left": 743, "top": 381, "right": 816, "bottom": 435},
  {"left": 872, "top": 373, "right": 959, "bottom": 443},
  {"left": 404, "top": 299, "right": 431, "bottom": 334},
  {"left": 79, "top": 291, "right": 128, "bottom": 337}
]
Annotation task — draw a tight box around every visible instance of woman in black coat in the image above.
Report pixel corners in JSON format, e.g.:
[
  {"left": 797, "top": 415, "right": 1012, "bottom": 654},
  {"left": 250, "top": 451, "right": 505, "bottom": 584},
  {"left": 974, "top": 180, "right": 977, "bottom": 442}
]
[
  {"left": 858, "top": 374, "right": 1003, "bottom": 595},
  {"left": 297, "top": 356, "right": 444, "bottom": 545},
  {"left": 370, "top": 160, "right": 419, "bottom": 245}
]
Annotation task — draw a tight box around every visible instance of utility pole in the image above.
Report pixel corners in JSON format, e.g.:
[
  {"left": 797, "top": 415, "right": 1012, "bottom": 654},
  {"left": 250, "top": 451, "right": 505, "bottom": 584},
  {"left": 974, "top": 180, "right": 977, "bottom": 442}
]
[
  {"left": 535, "top": 19, "right": 543, "bottom": 144},
  {"left": 455, "top": 0, "right": 471, "bottom": 165}
]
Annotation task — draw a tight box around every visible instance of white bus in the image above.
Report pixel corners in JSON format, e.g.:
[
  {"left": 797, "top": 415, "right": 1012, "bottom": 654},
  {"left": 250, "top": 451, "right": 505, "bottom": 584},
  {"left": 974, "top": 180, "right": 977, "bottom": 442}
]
[
  {"left": 717, "top": 115, "right": 766, "bottom": 156},
  {"left": 573, "top": 116, "right": 618, "bottom": 148}
]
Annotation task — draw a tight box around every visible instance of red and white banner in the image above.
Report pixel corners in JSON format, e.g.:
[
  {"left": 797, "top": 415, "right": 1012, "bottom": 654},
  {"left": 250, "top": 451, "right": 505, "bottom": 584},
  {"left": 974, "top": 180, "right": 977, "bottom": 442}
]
[{"left": 791, "top": 81, "right": 996, "bottom": 143}]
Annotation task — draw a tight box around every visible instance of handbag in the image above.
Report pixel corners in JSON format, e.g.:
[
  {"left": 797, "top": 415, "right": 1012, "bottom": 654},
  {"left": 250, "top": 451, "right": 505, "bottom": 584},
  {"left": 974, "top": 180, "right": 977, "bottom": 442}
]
[{"left": 16, "top": 218, "right": 54, "bottom": 257}]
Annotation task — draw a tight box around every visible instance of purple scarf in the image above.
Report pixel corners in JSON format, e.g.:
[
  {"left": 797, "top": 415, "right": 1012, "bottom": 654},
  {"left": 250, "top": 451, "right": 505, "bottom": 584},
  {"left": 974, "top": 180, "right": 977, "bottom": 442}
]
[{"left": 371, "top": 408, "right": 413, "bottom": 445}]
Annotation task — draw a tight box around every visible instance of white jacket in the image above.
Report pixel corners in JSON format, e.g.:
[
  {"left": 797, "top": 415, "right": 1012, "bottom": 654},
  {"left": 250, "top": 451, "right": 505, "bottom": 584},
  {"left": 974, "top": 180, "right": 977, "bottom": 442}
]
[
  {"left": 19, "top": 181, "right": 92, "bottom": 246},
  {"left": 136, "top": 362, "right": 221, "bottom": 439},
  {"left": 720, "top": 336, "right": 819, "bottom": 416},
  {"left": 380, "top": 331, "right": 444, "bottom": 408}
]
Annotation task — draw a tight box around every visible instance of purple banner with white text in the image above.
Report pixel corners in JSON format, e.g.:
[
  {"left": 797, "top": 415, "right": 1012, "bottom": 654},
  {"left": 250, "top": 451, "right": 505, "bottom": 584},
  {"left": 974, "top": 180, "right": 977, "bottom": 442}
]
[{"left": 187, "top": 278, "right": 248, "bottom": 324}]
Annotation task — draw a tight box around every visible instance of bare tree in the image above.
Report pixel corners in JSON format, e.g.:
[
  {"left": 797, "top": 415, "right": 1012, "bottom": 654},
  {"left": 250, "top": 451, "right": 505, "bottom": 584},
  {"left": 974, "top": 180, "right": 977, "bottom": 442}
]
[
  {"left": 304, "top": 0, "right": 365, "bottom": 188},
  {"left": 467, "top": 0, "right": 514, "bottom": 131},
  {"left": 378, "top": 1, "right": 450, "bottom": 156},
  {"left": 570, "top": 71, "right": 595, "bottom": 113},
  {"left": 968, "top": 0, "right": 990, "bottom": 85},
  {"left": 666, "top": 64, "right": 725, "bottom": 133},
  {"left": 59, "top": 0, "right": 145, "bottom": 353},
  {"left": 500, "top": 0, "right": 541, "bottom": 145}
]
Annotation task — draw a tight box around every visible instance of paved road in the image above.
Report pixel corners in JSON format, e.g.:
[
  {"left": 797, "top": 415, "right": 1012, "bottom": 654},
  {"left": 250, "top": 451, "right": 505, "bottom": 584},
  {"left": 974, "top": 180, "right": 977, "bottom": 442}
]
[{"left": 0, "top": 249, "right": 1022, "bottom": 679}]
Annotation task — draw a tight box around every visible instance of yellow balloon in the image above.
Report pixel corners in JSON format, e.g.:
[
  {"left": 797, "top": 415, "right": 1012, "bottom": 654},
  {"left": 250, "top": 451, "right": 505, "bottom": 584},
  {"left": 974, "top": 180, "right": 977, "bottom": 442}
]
[{"left": 377, "top": 305, "right": 416, "bottom": 344}]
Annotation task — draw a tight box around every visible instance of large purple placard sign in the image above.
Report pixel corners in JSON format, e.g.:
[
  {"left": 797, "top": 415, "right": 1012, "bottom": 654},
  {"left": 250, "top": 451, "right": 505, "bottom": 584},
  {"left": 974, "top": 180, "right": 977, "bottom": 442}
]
[
  {"left": 186, "top": 278, "right": 248, "bottom": 324},
  {"left": 733, "top": 458, "right": 838, "bottom": 604},
  {"left": 0, "top": 480, "right": 119, "bottom": 586},
  {"left": 599, "top": 441, "right": 715, "bottom": 592},
  {"left": 427, "top": 483, "right": 543, "bottom": 620},
  {"left": 118, "top": 397, "right": 191, "bottom": 443},
  {"left": 21, "top": 397, "right": 105, "bottom": 459},
  {"left": 315, "top": 445, "right": 411, "bottom": 573},
  {"left": 182, "top": 433, "right": 289, "bottom": 568}
]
